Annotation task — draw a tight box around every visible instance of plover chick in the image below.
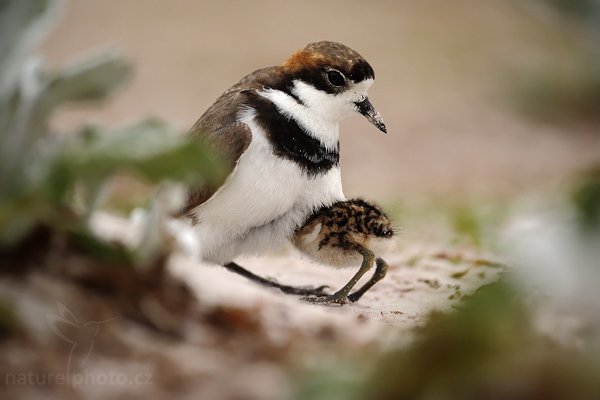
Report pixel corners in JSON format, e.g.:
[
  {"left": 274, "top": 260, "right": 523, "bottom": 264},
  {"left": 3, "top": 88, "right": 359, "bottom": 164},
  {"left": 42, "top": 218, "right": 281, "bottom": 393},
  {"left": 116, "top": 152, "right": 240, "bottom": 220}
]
[{"left": 293, "top": 198, "right": 396, "bottom": 304}]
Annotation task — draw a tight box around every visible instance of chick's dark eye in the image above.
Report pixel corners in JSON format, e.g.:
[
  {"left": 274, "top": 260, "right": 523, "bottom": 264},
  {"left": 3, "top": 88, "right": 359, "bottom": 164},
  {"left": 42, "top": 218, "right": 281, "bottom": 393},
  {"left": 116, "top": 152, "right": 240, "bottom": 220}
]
[{"left": 327, "top": 70, "right": 345, "bottom": 86}]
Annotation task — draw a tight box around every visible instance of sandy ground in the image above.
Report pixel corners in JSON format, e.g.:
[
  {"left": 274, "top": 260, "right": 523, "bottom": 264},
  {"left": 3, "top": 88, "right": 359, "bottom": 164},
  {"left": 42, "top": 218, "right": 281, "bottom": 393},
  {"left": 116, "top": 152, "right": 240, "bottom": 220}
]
[
  {"left": 92, "top": 210, "right": 504, "bottom": 340},
  {"left": 1, "top": 211, "right": 506, "bottom": 400},
  {"left": 41, "top": 0, "right": 600, "bottom": 201},
  {"left": 172, "top": 247, "right": 504, "bottom": 332}
]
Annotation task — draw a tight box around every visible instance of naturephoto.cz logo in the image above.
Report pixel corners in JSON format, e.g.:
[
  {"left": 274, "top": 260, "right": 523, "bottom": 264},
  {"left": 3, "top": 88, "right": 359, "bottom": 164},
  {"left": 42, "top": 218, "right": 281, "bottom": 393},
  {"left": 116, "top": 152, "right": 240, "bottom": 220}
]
[
  {"left": 4, "top": 302, "right": 152, "bottom": 387},
  {"left": 5, "top": 369, "right": 153, "bottom": 387}
]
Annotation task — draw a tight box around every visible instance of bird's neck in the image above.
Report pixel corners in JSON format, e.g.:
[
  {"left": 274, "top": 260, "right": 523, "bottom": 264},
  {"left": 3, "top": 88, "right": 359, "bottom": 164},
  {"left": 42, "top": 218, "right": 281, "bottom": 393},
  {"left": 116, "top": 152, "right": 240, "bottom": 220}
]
[
  {"left": 257, "top": 87, "right": 340, "bottom": 152},
  {"left": 247, "top": 91, "right": 340, "bottom": 176}
]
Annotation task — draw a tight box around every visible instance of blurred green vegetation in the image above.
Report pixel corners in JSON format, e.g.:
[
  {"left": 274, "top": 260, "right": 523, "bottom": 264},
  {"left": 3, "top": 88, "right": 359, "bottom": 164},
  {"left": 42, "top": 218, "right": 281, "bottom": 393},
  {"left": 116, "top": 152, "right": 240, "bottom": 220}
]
[
  {"left": 572, "top": 167, "right": 600, "bottom": 231},
  {"left": 0, "top": 0, "right": 224, "bottom": 262},
  {"left": 383, "top": 198, "right": 508, "bottom": 249},
  {"left": 296, "top": 280, "right": 600, "bottom": 400},
  {"left": 515, "top": 0, "right": 600, "bottom": 122},
  {"left": 544, "top": 0, "right": 600, "bottom": 23},
  {"left": 0, "top": 297, "right": 20, "bottom": 338}
]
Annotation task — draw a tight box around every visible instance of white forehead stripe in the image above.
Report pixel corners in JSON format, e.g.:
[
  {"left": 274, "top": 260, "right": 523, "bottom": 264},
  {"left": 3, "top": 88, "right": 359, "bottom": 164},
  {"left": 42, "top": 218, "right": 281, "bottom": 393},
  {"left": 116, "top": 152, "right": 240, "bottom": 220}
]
[{"left": 256, "top": 76, "right": 373, "bottom": 151}]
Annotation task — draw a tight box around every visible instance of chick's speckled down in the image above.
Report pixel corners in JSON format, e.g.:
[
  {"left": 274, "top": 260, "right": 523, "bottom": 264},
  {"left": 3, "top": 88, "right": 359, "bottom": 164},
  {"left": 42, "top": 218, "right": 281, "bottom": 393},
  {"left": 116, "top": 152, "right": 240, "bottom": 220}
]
[{"left": 293, "top": 199, "right": 395, "bottom": 267}]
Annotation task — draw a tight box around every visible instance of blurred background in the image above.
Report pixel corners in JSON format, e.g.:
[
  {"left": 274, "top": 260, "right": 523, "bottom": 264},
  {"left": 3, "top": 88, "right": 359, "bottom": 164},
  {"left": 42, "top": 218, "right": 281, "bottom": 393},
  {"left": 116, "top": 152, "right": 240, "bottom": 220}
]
[
  {"left": 41, "top": 0, "right": 600, "bottom": 202},
  {"left": 3, "top": 1, "right": 600, "bottom": 399}
]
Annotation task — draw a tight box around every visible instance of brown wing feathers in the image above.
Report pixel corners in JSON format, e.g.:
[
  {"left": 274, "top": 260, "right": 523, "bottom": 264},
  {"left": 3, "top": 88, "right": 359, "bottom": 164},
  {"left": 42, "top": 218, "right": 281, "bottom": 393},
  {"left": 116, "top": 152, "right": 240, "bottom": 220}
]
[{"left": 177, "top": 94, "right": 253, "bottom": 219}]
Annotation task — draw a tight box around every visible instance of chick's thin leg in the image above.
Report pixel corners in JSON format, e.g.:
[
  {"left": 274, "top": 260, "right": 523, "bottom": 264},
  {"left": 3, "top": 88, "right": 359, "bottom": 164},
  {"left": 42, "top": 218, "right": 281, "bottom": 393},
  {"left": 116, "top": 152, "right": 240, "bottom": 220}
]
[
  {"left": 304, "top": 245, "right": 375, "bottom": 305},
  {"left": 348, "top": 257, "right": 388, "bottom": 302},
  {"left": 223, "top": 262, "right": 330, "bottom": 296}
]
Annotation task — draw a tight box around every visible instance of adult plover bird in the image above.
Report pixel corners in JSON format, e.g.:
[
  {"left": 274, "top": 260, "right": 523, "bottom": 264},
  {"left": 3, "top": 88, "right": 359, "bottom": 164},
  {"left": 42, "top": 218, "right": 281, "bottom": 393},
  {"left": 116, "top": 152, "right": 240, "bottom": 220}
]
[{"left": 178, "top": 41, "right": 386, "bottom": 294}]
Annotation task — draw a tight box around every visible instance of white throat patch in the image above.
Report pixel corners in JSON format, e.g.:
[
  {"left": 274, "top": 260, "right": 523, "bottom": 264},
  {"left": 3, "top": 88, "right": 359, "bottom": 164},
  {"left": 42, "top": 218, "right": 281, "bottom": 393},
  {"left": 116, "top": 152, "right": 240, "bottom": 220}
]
[
  {"left": 257, "top": 78, "right": 373, "bottom": 151},
  {"left": 258, "top": 87, "right": 339, "bottom": 151}
]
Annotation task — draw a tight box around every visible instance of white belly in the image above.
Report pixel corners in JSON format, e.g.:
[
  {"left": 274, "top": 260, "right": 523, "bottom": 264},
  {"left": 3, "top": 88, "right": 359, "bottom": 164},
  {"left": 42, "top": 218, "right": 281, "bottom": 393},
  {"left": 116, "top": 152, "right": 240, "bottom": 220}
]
[{"left": 191, "top": 119, "right": 344, "bottom": 264}]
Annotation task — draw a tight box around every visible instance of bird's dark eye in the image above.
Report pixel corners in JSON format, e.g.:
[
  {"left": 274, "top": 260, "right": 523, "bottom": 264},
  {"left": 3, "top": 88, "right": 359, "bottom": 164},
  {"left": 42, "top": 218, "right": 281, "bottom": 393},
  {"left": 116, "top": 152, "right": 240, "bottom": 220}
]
[{"left": 327, "top": 70, "right": 345, "bottom": 86}]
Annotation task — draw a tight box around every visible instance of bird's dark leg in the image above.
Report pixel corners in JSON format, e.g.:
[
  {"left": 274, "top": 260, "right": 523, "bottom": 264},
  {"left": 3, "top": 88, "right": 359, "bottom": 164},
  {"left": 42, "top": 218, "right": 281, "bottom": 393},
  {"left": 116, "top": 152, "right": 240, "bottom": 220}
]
[
  {"left": 223, "top": 262, "right": 330, "bottom": 297},
  {"left": 304, "top": 245, "right": 375, "bottom": 305},
  {"left": 348, "top": 257, "right": 388, "bottom": 303}
]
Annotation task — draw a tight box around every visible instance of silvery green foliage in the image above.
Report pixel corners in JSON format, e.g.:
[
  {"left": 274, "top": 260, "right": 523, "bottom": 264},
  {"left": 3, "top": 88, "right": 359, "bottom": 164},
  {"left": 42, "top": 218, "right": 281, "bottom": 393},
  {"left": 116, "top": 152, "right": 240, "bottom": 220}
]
[
  {"left": 544, "top": 0, "right": 600, "bottom": 30},
  {"left": 0, "top": 0, "right": 59, "bottom": 95},
  {"left": 0, "top": 0, "right": 132, "bottom": 196},
  {"left": 0, "top": 0, "right": 223, "bottom": 258}
]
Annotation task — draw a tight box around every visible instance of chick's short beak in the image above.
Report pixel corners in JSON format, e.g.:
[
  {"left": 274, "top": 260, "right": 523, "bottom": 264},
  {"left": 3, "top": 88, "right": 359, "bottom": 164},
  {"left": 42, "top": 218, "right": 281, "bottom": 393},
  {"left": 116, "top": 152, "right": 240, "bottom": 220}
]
[{"left": 355, "top": 97, "right": 387, "bottom": 134}]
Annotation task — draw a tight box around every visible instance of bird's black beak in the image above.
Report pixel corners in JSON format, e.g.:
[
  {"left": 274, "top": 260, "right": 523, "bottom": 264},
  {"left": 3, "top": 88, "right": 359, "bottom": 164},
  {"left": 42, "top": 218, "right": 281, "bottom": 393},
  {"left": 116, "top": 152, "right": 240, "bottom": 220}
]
[{"left": 355, "top": 97, "right": 387, "bottom": 134}]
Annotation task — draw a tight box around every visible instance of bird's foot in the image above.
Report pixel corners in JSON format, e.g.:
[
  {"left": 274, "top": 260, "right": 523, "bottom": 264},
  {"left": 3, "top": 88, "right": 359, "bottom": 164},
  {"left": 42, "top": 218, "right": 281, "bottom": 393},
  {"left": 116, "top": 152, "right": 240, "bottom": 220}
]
[{"left": 347, "top": 291, "right": 362, "bottom": 303}]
